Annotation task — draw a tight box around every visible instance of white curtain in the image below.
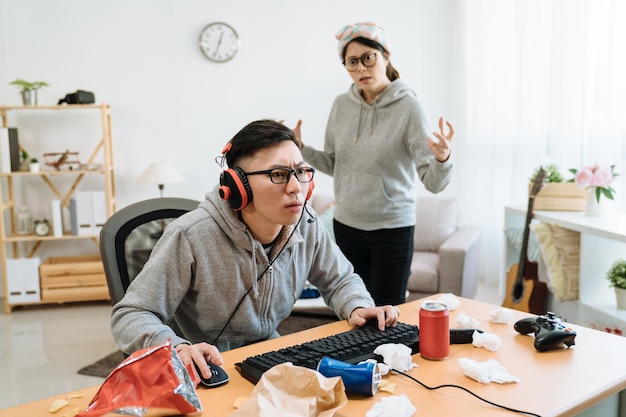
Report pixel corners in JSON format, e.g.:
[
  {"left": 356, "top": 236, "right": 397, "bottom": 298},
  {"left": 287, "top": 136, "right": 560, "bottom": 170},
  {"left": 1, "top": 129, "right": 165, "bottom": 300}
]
[{"left": 459, "top": 0, "right": 626, "bottom": 288}]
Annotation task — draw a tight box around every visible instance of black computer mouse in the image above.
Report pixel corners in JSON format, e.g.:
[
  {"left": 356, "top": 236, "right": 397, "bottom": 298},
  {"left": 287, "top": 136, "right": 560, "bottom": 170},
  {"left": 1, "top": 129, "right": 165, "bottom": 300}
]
[{"left": 195, "top": 361, "right": 230, "bottom": 388}]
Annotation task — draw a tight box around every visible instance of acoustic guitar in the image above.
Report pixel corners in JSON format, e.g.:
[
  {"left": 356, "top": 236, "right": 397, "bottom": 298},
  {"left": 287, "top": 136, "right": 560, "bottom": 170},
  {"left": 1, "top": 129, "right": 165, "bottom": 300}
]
[{"left": 502, "top": 168, "right": 548, "bottom": 315}]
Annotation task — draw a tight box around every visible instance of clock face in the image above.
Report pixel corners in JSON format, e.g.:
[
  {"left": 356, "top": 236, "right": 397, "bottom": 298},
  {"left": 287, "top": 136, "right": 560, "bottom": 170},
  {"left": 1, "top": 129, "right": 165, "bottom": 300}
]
[
  {"left": 35, "top": 220, "right": 50, "bottom": 236},
  {"left": 199, "top": 22, "right": 240, "bottom": 63}
]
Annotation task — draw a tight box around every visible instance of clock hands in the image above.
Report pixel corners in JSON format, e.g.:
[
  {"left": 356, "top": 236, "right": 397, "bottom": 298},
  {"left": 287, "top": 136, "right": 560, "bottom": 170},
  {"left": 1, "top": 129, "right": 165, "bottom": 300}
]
[{"left": 214, "top": 31, "right": 224, "bottom": 58}]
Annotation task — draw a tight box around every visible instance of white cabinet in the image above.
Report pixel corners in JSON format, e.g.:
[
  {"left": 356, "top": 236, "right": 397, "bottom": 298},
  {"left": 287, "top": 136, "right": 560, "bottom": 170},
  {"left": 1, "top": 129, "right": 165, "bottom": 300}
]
[{"left": 504, "top": 205, "right": 626, "bottom": 329}]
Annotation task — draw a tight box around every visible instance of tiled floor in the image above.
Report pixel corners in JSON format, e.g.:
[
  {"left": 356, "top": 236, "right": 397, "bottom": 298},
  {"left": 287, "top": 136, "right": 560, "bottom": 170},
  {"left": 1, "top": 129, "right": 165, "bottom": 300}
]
[
  {"left": 0, "top": 301, "right": 117, "bottom": 410},
  {"left": 0, "top": 283, "right": 501, "bottom": 411}
]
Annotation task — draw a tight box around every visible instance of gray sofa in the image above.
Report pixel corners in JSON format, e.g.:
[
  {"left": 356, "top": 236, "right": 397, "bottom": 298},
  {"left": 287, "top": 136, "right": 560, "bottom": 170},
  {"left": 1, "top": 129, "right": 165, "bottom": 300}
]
[
  {"left": 309, "top": 194, "right": 482, "bottom": 300},
  {"left": 407, "top": 196, "right": 482, "bottom": 298}
]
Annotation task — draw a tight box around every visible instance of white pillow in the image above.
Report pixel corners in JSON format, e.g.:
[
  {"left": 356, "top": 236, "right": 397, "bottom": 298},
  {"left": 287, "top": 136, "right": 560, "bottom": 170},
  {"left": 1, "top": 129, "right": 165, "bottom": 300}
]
[
  {"left": 413, "top": 196, "right": 458, "bottom": 251},
  {"left": 504, "top": 227, "right": 541, "bottom": 262}
]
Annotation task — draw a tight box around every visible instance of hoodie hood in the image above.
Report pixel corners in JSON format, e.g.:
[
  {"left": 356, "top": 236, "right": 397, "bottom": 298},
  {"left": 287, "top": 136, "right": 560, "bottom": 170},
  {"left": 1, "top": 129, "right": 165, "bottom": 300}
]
[
  {"left": 346, "top": 79, "right": 416, "bottom": 142},
  {"left": 198, "top": 185, "right": 299, "bottom": 297}
]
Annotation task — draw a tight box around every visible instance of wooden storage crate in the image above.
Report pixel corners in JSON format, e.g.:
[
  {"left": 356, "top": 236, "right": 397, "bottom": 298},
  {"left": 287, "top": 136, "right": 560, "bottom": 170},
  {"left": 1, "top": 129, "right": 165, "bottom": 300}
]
[
  {"left": 39, "top": 255, "right": 110, "bottom": 303},
  {"left": 529, "top": 182, "right": 588, "bottom": 211}
]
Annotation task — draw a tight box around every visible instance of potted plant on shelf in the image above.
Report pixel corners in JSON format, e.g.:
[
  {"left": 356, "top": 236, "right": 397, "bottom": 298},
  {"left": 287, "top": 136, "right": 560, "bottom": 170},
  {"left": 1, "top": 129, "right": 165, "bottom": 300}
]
[
  {"left": 606, "top": 259, "right": 626, "bottom": 310},
  {"left": 29, "top": 158, "right": 40, "bottom": 173},
  {"left": 19, "top": 150, "right": 31, "bottom": 171},
  {"left": 529, "top": 164, "right": 587, "bottom": 211},
  {"left": 8, "top": 78, "right": 49, "bottom": 106}
]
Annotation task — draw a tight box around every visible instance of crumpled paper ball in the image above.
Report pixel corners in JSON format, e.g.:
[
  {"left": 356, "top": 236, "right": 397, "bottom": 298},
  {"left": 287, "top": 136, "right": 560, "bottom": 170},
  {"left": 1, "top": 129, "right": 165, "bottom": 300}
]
[
  {"left": 373, "top": 343, "right": 417, "bottom": 372},
  {"left": 365, "top": 394, "right": 416, "bottom": 417},
  {"left": 489, "top": 308, "right": 515, "bottom": 324},
  {"left": 455, "top": 312, "right": 481, "bottom": 328},
  {"left": 472, "top": 331, "right": 502, "bottom": 352},
  {"left": 422, "top": 293, "right": 460, "bottom": 311},
  {"left": 458, "top": 357, "right": 520, "bottom": 384}
]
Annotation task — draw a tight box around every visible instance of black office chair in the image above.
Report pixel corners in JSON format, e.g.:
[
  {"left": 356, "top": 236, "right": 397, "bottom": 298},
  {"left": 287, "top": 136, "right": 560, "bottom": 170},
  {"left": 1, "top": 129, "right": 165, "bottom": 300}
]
[{"left": 100, "top": 197, "right": 200, "bottom": 305}]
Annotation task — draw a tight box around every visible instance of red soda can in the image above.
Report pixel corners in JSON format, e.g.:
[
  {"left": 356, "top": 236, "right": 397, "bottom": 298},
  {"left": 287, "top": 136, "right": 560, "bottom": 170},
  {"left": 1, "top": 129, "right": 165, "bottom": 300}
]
[{"left": 419, "top": 302, "right": 450, "bottom": 360}]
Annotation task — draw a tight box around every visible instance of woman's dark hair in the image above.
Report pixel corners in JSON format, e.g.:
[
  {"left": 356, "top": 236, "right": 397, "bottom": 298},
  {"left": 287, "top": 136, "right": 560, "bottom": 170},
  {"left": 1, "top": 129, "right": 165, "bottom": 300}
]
[
  {"left": 225, "top": 119, "right": 297, "bottom": 168},
  {"left": 342, "top": 37, "right": 400, "bottom": 81}
]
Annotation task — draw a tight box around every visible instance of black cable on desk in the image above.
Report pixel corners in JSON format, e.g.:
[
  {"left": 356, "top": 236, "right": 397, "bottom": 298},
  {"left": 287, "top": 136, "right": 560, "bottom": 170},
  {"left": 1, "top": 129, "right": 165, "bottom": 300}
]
[{"left": 393, "top": 369, "right": 542, "bottom": 417}]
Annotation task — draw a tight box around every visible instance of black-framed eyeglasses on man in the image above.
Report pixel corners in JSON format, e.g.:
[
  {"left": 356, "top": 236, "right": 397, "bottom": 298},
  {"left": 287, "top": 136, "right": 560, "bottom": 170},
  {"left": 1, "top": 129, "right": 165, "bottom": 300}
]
[
  {"left": 245, "top": 167, "right": 316, "bottom": 184},
  {"left": 344, "top": 52, "right": 378, "bottom": 72}
]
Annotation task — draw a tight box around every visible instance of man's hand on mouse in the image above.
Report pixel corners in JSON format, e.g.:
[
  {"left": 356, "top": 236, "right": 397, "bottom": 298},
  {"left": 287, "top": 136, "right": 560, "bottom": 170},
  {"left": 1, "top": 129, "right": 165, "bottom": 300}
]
[
  {"left": 349, "top": 305, "right": 400, "bottom": 331},
  {"left": 175, "top": 342, "right": 223, "bottom": 379}
]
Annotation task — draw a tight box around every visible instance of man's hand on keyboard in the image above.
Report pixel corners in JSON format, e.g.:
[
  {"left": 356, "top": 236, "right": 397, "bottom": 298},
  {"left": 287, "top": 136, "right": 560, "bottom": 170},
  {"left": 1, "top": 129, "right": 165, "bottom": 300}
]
[{"left": 349, "top": 305, "right": 400, "bottom": 331}]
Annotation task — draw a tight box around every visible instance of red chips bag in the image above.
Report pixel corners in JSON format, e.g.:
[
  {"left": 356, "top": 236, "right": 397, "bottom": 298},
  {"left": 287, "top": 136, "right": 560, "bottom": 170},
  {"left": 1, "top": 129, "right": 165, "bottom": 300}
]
[{"left": 78, "top": 340, "right": 201, "bottom": 417}]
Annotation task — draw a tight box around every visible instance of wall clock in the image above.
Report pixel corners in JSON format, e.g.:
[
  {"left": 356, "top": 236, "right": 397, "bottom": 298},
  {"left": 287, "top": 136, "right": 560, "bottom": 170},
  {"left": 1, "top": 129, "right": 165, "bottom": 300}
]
[{"left": 199, "top": 22, "right": 240, "bottom": 63}]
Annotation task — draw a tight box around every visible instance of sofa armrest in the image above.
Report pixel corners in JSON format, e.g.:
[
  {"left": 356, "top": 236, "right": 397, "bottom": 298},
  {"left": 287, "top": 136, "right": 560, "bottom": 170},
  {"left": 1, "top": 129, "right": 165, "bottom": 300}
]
[
  {"left": 310, "top": 194, "right": 335, "bottom": 215},
  {"left": 437, "top": 226, "right": 482, "bottom": 298}
]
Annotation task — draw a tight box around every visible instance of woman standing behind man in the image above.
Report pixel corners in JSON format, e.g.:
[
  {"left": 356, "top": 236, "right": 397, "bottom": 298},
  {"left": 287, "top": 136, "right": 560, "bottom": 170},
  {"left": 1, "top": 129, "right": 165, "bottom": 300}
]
[{"left": 295, "top": 22, "right": 455, "bottom": 306}]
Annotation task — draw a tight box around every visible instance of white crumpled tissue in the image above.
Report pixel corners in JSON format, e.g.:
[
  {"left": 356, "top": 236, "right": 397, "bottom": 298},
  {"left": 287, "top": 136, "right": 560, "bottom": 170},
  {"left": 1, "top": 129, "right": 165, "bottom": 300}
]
[
  {"left": 458, "top": 357, "right": 520, "bottom": 384},
  {"left": 373, "top": 343, "right": 417, "bottom": 372},
  {"left": 489, "top": 308, "right": 515, "bottom": 324},
  {"left": 472, "top": 330, "right": 502, "bottom": 352},
  {"left": 455, "top": 312, "right": 481, "bottom": 328},
  {"left": 366, "top": 394, "right": 416, "bottom": 417},
  {"left": 422, "top": 293, "right": 460, "bottom": 311}
]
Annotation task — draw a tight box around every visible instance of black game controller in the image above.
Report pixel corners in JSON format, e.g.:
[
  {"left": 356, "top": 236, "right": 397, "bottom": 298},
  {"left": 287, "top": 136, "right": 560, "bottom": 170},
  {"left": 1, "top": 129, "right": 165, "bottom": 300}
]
[{"left": 514, "top": 312, "right": 576, "bottom": 352}]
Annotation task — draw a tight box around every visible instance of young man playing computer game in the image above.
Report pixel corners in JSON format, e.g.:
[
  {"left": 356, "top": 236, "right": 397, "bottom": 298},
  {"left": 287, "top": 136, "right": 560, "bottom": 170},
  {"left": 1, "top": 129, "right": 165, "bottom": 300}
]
[{"left": 110, "top": 119, "right": 400, "bottom": 383}]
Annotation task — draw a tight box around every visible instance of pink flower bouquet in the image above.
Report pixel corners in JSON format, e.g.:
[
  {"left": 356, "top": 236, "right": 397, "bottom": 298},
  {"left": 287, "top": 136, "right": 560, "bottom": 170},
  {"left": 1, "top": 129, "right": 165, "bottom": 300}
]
[{"left": 569, "top": 165, "right": 618, "bottom": 203}]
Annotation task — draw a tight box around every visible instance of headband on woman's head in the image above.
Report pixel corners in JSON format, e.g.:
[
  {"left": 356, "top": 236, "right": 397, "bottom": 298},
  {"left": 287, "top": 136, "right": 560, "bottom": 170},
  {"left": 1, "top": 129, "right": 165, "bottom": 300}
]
[{"left": 335, "top": 22, "right": 391, "bottom": 60}]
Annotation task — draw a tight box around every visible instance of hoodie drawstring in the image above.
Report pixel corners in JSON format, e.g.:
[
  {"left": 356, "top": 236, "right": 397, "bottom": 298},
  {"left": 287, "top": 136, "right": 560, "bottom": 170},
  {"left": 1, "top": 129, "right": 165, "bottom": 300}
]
[
  {"left": 354, "top": 105, "right": 364, "bottom": 143},
  {"left": 353, "top": 99, "right": 379, "bottom": 143}
]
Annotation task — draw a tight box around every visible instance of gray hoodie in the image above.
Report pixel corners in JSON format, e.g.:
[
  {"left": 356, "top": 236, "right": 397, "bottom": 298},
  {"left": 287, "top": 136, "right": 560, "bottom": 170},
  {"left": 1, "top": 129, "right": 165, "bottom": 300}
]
[
  {"left": 302, "top": 79, "right": 453, "bottom": 230},
  {"left": 111, "top": 185, "right": 375, "bottom": 354}
]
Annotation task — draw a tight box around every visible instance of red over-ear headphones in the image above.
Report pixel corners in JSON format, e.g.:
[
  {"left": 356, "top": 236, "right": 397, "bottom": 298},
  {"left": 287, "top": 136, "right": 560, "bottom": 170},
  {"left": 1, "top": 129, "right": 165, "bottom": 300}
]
[
  {"left": 218, "top": 142, "right": 314, "bottom": 211},
  {"left": 219, "top": 166, "right": 253, "bottom": 211}
]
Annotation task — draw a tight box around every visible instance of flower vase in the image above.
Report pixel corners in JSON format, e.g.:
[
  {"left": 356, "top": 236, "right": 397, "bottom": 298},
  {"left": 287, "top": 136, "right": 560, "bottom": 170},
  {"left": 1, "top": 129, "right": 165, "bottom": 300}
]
[
  {"left": 615, "top": 287, "right": 626, "bottom": 310},
  {"left": 585, "top": 187, "right": 607, "bottom": 217}
]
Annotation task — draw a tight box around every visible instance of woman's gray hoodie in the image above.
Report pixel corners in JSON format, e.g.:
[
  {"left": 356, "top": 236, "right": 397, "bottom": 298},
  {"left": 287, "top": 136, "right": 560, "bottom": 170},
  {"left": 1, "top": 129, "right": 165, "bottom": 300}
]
[
  {"left": 302, "top": 79, "right": 453, "bottom": 231},
  {"left": 111, "top": 185, "right": 375, "bottom": 354}
]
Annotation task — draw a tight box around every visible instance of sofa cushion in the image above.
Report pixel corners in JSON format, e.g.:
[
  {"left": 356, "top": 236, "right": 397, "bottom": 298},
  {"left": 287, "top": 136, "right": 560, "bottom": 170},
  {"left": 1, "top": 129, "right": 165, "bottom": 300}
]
[
  {"left": 407, "top": 252, "right": 439, "bottom": 293},
  {"left": 413, "top": 196, "right": 458, "bottom": 251}
]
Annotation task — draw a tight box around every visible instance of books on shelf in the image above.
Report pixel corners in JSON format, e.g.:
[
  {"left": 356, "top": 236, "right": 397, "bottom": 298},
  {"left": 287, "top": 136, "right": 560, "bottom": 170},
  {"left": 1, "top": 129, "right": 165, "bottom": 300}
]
[
  {"left": 75, "top": 191, "right": 106, "bottom": 235},
  {"left": 51, "top": 199, "right": 63, "bottom": 237},
  {"left": 0, "top": 127, "right": 20, "bottom": 173}
]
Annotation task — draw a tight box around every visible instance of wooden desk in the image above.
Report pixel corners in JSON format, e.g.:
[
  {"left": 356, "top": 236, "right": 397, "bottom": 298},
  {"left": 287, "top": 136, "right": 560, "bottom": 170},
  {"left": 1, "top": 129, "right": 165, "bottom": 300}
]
[{"left": 4, "top": 296, "right": 626, "bottom": 417}]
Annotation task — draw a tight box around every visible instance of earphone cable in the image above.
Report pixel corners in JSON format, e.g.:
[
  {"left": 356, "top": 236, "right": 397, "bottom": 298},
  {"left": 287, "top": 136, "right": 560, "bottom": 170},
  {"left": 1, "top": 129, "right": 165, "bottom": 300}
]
[
  {"left": 393, "top": 369, "right": 541, "bottom": 417},
  {"left": 211, "top": 206, "right": 306, "bottom": 345}
]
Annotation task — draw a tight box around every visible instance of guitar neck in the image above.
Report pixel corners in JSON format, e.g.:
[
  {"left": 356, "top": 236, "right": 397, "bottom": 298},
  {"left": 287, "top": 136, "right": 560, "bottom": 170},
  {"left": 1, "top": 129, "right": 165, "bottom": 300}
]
[{"left": 516, "top": 195, "right": 536, "bottom": 281}]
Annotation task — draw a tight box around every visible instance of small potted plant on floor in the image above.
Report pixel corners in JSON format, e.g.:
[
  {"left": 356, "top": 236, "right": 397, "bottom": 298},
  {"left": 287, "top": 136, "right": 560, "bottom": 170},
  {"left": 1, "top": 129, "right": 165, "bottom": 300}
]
[
  {"left": 606, "top": 259, "right": 626, "bottom": 310},
  {"left": 9, "top": 79, "right": 49, "bottom": 106}
]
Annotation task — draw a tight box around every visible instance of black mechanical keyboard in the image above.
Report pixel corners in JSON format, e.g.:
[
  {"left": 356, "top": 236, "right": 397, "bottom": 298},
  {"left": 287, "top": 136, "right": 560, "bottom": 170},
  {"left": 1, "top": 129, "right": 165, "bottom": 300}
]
[{"left": 235, "top": 322, "right": 419, "bottom": 385}]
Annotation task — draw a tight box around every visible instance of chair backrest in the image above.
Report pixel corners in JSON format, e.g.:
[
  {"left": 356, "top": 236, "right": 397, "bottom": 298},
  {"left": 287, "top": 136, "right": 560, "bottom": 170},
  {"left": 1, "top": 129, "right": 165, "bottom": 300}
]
[{"left": 100, "top": 197, "right": 200, "bottom": 305}]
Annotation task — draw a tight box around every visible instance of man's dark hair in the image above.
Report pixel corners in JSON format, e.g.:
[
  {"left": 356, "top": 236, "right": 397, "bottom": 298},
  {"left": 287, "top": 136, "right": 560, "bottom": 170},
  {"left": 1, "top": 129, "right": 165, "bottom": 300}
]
[{"left": 225, "top": 119, "right": 297, "bottom": 168}]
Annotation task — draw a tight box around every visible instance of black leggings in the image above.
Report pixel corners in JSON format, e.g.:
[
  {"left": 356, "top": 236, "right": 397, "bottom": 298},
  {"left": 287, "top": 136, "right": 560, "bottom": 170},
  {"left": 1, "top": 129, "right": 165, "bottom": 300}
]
[{"left": 333, "top": 220, "right": 414, "bottom": 306}]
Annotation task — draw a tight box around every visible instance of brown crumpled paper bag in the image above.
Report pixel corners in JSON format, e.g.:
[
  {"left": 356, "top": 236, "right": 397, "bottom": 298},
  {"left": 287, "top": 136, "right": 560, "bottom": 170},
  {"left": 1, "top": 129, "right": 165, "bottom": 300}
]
[{"left": 229, "top": 362, "right": 348, "bottom": 417}]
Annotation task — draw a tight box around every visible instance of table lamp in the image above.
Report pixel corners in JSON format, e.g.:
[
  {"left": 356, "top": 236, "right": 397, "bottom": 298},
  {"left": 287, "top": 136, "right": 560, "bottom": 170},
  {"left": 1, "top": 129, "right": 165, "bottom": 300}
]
[{"left": 136, "top": 161, "right": 186, "bottom": 197}]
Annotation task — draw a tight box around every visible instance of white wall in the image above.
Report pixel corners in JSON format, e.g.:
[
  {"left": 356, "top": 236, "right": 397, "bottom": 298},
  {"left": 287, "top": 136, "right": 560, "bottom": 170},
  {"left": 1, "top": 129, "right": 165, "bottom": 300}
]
[
  {"left": 0, "top": 0, "right": 460, "bottom": 206},
  {"left": 0, "top": 0, "right": 466, "bottom": 298}
]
